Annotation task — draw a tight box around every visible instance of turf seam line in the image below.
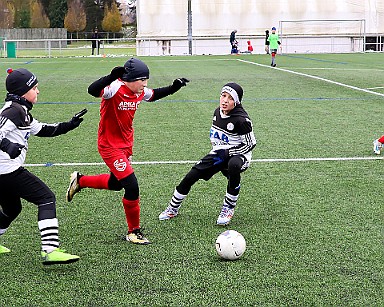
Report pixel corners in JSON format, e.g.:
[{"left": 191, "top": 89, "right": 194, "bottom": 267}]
[{"left": 24, "top": 156, "right": 384, "bottom": 167}]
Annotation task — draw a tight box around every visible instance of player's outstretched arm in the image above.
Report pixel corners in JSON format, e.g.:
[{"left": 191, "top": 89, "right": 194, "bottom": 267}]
[
  {"left": 88, "top": 67, "right": 126, "bottom": 97},
  {"left": 35, "top": 109, "right": 88, "bottom": 137},
  {"left": 149, "top": 78, "right": 189, "bottom": 102}
]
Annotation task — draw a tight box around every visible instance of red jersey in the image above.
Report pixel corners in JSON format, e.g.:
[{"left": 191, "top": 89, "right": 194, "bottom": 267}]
[{"left": 98, "top": 79, "right": 154, "bottom": 149}]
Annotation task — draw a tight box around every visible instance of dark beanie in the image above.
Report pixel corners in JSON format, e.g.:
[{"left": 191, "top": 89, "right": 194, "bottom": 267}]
[
  {"left": 121, "top": 58, "right": 150, "bottom": 82},
  {"left": 6, "top": 68, "right": 38, "bottom": 96},
  {"left": 221, "top": 82, "right": 243, "bottom": 104}
]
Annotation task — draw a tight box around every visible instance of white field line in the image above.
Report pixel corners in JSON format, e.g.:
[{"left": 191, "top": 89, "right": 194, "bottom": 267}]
[
  {"left": 24, "top": 156, "right": 384, "bottom": 167},
  {"left": 237, "top": 59, "right": 384, "bottom": 98}
]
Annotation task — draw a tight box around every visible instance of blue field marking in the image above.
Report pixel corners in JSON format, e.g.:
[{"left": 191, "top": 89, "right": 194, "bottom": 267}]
[
  {"left": 37, "top": 96, "right": 377, "bottom": 105},
  {"left": 39, "top": 101, "right": 100, "bottom": 105},
  {"left": 281, "top": 54, "right": 348, "bottom": 65}
]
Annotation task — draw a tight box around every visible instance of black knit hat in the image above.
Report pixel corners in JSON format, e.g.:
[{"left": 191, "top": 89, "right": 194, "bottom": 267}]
[
  {"left": 6, "top": 68, "right": 38, "bottom": 96},
  {"left": 121, "top": 58, "right": 150, "bottom": 82},
  {"left": 221, "top": 82, "right": 243, "bottom": 104}
]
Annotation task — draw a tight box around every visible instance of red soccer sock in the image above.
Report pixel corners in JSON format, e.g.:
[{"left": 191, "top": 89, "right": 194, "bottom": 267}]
[
  {"left": 378, "top": 135, "right": 384, "bottom": 143},
  {"left": 122, "top": 198, "right": 140, "bottom": 232},
  {"left": 79, "top": 174, "right": 110, "bottom": 190}
]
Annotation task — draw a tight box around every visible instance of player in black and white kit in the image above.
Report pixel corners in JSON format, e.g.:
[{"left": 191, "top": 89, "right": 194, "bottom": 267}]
[
  {"left": 159, "top": 82, "right": 256, "bottom": 225},
  {"left": 0, "top": 68, "right": 86, "bottom": 264}
]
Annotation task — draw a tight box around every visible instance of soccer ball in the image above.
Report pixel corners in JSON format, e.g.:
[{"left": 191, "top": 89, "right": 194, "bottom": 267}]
[{"left": 215, "top": 230, "right": 246, "bottom": 260}]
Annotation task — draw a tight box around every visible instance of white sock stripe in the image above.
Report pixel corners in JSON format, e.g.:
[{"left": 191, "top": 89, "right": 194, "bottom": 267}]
[
  {"left": 174, "top": 189, "right": 187, "bottom": 199},
  {"left": 170, "top": 188, "right": 187, "bottom": 207},
  {"left": 41, "top": 242, "right": 60, "bottom": 252},
  {"left": 38, "top": 218, "right": 58, "bottom": 230},
  {"left": 225, "top": 192, "right": 239, "bottom": 202},
  {"left": 224, "top": 192, "right": 238, "bottom": 207},
  {"left": 41, "top": 237, "right": 59, "bottom": 242},
  {"left": 40, "top": 229, "right": 59, "bottom": 236},
  {"left": 224, "top": 198, "right": 236, "bottom": 206},
  {"left": 170, "top": 197, "right": 183, "bottom": 207}
]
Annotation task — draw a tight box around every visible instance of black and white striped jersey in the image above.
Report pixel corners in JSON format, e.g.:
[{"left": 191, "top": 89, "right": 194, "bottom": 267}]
[
  {"left": 0, "top": 96, "right": 73, "bottom": 175},
  {"left": 0, "top": 99, "right": 37, "bottom": 174},
  {"left": 209, "top": 105, "right": 257, "bottom": 163}
]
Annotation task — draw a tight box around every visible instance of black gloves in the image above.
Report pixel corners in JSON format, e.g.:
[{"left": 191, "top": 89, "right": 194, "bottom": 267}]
[
  {"left": 171, "top": 78, "right": 190, "bottom": 92},
  {"left": 0, "top": 138, "right": 24, "bottom": 159},
  {"left": 213, "top": 149, "right": 229, "bottom": 165},
  {"left": 110, "top": 66, "right": 126, "bottom": 80},
  {"left": 70, "top": 109, "right": 88, "bottom": 128}
]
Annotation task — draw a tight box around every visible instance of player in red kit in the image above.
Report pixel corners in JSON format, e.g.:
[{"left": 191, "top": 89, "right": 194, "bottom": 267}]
[{"left": 66, "top": 58, "right": 189, "bottom": 244}]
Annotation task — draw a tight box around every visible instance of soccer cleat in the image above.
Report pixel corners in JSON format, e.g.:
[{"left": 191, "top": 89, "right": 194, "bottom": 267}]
[
  {"left": 0, "top": 244, "right": 11, "bottom": 254},
  {"left": 373, "top": 139, "right": 382, "bottom": 155},
  {"left": 216, "top": 206, "right": 235, "bottom": 226},
  {"left": 66, "top": 171, "right": 82, "bottom": 202},
  {"left": 41, "top": 248, "right": 80, "bottom": 265},
  {"left": 158, "top": 205, "right": 179, "bottom": 221},
  {"left": 126, "top": 228, "right": 151, "bottom": 245}
]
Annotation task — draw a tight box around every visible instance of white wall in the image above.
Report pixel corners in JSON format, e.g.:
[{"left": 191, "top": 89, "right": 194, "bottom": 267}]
[{"left": 135, "top": 0, "right": 384, "bottom": 55}]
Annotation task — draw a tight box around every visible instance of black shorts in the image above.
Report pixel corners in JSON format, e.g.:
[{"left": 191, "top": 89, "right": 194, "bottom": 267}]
[
  {"left": 192, "top": 154, "right": 249, "bottom": 181},
  {"left": 0, "top": 167, "right": 54, "bottom": 206}
]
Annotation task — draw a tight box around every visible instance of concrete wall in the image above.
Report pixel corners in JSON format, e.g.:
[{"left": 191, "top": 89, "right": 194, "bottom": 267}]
[{"left": 0, "top": 28, "right": 67, "bottom": 48}]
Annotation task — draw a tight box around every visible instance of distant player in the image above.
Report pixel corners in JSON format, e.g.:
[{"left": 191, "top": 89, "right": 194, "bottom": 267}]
[
  {"left": 230, "top": 30, "right": 238, "bottom": 54},
  {"left": 267, "top": 27, "right": 281, "bottom": 67},
  {"left": 265, "top": 29, "right": 270, "bottom": 54},
  {"left": 373, "top": 136, "right": 384, "bottom": 154},
  {"left": 159, "top": 82, "right": 257, "bottom": 226},
  {"left": 66, "top": 58, "right": 189, "bottom": 244}
]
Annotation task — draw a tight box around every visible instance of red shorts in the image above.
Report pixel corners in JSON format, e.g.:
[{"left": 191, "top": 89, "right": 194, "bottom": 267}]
[{"left": 98, "top": 146, "right": 134, "bottom": 181}]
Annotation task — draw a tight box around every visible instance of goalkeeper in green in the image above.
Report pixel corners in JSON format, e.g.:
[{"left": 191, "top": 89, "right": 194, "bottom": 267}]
[{"left": 267, "top": 27, "right": 281, "bottom": 67}]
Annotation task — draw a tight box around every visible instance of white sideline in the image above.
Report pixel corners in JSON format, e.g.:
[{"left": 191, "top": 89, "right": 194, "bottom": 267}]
[
  {"left": 23, "top": 156, "right": 384, "bottom": 167},
  {"left": 237, "top": 59, "right": 384, "bottom": 98}
]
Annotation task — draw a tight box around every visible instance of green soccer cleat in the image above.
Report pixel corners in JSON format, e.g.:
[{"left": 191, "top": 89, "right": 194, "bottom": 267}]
[
  {"left": 126, "top": 228, "right": 151, "bottom": 245},
  {"left": 41, "top": 248, "right": 80, "bottom": 265},
  {"left": 0, "top": 244, "right": 11, "bottom": 254}
]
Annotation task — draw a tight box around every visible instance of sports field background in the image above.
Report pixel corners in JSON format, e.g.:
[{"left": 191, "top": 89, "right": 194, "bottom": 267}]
[{"left": 0, "top": 53, "right": 383, "bottom": 306}]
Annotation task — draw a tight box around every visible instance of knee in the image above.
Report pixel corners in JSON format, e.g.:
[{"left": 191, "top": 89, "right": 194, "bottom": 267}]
[
  {"left": 227, "top": 157, "right": 242, "bottom": 176},
  {"left": 108, "top": 174, "right": 123, "bottom": 191},
  {"left": 39, "top": 192, "right": 56, "bottom": 212},
  {"left": 0, "top": 201, "right": 22, "bottom": 226},
  {"left": 39, "top": 190, "right": 56, "bottom": 208},
  {"left": 120, "top": 173, "right": 139, "bottom": 200}
]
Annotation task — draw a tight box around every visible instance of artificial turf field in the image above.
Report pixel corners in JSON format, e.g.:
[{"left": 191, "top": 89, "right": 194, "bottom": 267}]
[{"left": 0, "top": 53, "right": 383, "bottom": 306}]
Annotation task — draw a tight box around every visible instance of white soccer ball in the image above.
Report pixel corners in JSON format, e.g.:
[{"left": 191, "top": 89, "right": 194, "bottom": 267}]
[{"left": 215, "top": 230, "right": 246, "bottom": 260}]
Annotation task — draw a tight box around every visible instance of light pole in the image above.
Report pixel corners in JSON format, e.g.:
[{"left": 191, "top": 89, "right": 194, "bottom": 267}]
[{"left": 187, "top": 0, "right": 192, "bottom": 55}]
